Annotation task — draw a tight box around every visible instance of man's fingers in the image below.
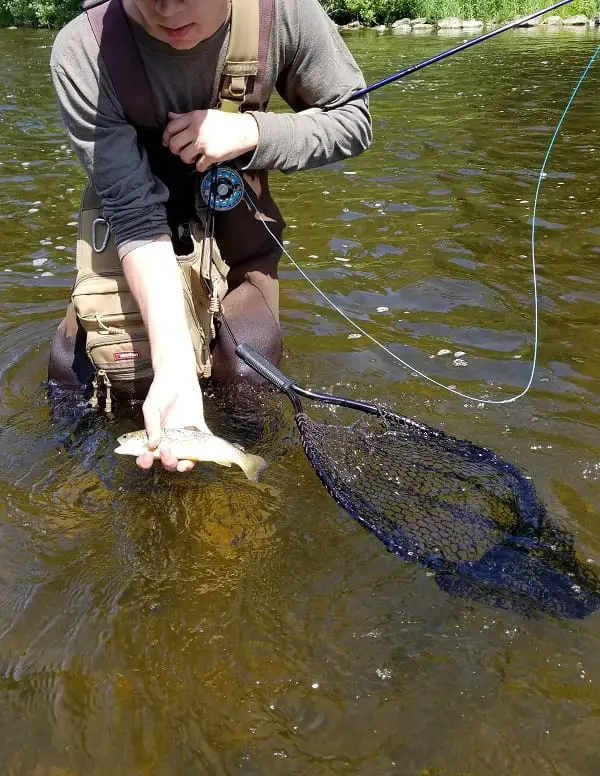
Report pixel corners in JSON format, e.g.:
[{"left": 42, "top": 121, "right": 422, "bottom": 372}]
[
  {"left": 162, "top": 113, "right": 190, "bottom": 146},
  {"left": 180, "top": 142, "right": 203, "bottom": 165},
  {"left": 159, "top": 447, "right": 179, "bottom": 472},
  {"left": 143, "top": 402, "right": 162, "bottom": 449},
  {"left": 195, "top": 155, "right": 211, "bottom": 173},
  {"left": 136, "top": 451, "right": 156, "bottom": 470},
  {"left": 167, "top": 128, "right": 196, "bottom": 156}
]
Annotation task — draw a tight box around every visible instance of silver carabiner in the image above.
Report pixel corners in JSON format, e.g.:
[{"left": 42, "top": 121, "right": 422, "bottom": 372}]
[{"left": 92, "top": 217, "right": 110, "bottom": 253}]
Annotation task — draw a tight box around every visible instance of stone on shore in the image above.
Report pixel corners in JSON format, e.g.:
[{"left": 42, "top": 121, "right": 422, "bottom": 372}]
[
  {"left": 462, "top": 19, "right": 485, "bottom": 29},
  {"left": 410, "top": 17, "right": 429, "bottom": 25},
  {"left": 545, "top": 15, "right": 564, "bottom": 25},
  {"left": 564, "top": 14, "right": 589, "bottom": 25},
  {"left": 391, "top": 20, "right": 412, "bottom": 33},
  {"left": 437, "top": 17, "right": 463, "bottom": 29},
  {"left": 391, "top": 18, "right": 412, "bottom": 27},
  {"left": 517, "top": 14, "right": 543, "bottom": 26}
]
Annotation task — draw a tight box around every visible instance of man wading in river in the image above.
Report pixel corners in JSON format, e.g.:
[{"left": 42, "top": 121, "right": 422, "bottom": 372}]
[{"left": 48, "top": 0, "right": 371, "bottom": 472}]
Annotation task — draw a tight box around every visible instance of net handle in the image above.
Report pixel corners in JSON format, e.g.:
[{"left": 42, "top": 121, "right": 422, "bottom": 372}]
[
  {"left": 235, "top": 343, "right": 296, "bottom": 392},
  {"left": 235, "top": 343, "right": 387, "bottom": 415}
]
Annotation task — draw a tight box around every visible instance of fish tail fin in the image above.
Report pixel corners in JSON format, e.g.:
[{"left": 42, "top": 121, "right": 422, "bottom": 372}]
[{"left": 242, "top": 453, "right": 268, "bottom": 482}]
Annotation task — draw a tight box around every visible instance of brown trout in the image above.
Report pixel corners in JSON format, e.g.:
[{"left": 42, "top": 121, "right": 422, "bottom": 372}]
[{"left": 115, "top": 428, "right": 267, "bottom": 482}]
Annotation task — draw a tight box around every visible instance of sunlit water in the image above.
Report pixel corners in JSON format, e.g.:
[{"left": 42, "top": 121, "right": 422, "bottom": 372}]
[{"left": 0, "top": 23, "right": 599, "bottom": 775}]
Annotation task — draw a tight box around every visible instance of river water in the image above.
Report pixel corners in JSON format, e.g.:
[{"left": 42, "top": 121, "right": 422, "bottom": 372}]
[{"left": 0, "top": 22, "right": 599, "bottom": 776}]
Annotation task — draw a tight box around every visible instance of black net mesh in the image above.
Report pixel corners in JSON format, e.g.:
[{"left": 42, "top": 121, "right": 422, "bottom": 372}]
[{"left": 296, "top": 409, "right": 600, "bottom": 619}]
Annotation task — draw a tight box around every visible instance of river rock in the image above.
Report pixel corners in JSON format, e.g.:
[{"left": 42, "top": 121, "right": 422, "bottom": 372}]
[
  {"left": 8, "top": 25, "right": 17, "bottom": 30},
  {"left": 437, "top": 17, "right": 463, "bottom": 29},
  {"left": 517, "top": 14, "right": 543, "bottom": 26},
  {"left": 564, "top": 14, "right": 589, "bottom": 25},
  {"left": 391, "top": 18, "right": 411, "bottom": 27},
  {"left": 545, "top": 15, "right": 564, "bottom": 25},
  {"left": 462, "top": 19, "right": 484, "bottom": 29},
  {"left": 391, "top": 22, "right": 412, "bottom": 33},
  {"left": 410, "top": 17, "right": 429, "bottom": 25},
  {"left": 413, "top": 23, "right": 435, "bottom": 32},
  {"left": 374, "top": 24, "right": 387, "bottom": 32},
  {"left": 343, "top": 20, "right": 363, "bottom": 29},
  {"left": 593, "top": 13, "right": 600, "bottom": 25}
]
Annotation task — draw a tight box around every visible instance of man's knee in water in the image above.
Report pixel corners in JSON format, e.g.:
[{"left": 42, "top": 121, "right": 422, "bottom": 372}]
[
  {"left": 210, "top": 317, "right": 282, "bottom": 387},
  {"left": 48, "top": 306, "right": 94, "bottom": 388}
]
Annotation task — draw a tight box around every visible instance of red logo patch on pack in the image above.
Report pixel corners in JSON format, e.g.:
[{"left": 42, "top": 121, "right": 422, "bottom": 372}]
[{"left": 114, "top": 351, "right": 140, "bottom": 361}]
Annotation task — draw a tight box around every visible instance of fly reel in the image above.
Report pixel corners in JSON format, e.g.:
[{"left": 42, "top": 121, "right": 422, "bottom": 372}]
[{"left": 198, "top": 166, "right": 245, "bottom": 212}]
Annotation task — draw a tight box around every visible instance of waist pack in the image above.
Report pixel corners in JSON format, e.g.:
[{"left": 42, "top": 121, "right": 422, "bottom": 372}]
[{"left": 71, "top": 184, "right": 228, "bottom": 409}]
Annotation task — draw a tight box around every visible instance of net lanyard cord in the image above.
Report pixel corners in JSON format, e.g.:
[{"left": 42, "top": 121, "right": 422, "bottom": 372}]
[{"left": 243, "top": 43, "right": 600, "bottom": 407}]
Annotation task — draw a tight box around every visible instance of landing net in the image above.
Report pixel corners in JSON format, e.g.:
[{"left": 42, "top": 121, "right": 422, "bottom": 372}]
[{"left": 296, "top": 409, "right": 600, "bottom": 619}]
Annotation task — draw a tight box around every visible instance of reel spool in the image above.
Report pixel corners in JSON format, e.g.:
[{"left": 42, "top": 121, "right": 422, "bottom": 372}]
[{"left": 199, "top": 166, "right": 245, "bottom": 211}]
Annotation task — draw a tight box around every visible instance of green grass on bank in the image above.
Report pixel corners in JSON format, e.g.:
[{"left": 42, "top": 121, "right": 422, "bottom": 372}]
[
  {"left": 0, "top": 0, "right": 80, "bottom": 27},
  {"left": 0, "top": 0, "right": 598, "bottom": 28},
  {"left": 322, "top": 0, "right": 599, "bottom": 24}
]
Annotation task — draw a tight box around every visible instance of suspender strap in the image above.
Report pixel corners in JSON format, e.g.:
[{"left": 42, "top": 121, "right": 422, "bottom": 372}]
[
  {"left": 217, "top": 0, "right": 260, "bottom": 113},
  {"left": 244, "top": 0, "right": 274, "bottom": 110},
  {"left": 84, "top": 0, "right": 158, "bottom": 128},
  {"left": 83, "top": 0, "right": 273, "bottom": 119}
]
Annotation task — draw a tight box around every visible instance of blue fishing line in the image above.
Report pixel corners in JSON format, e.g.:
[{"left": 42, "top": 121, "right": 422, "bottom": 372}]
[{"left": 250, "top": 42, "right": 600, "bottom": 405}]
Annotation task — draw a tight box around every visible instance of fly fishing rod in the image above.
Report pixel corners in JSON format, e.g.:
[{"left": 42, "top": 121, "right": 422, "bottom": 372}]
[
  {"left": 201, "top": 0, "right": 575, "bottom": 210},
  {"left": 341, "top": 0, "right": 575, "bottom": 106}
]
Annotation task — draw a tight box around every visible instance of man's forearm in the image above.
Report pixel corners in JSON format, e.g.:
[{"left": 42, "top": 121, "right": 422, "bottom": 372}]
[{"left": 121, "top": 237, "right": 197, "bottom": 376}]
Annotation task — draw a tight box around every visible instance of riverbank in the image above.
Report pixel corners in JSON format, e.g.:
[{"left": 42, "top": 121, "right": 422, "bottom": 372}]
[
  {"left": 338, "top": 11, "right": 599, "bottom": 32},
  {"left": 1, "top": 0, "right": 599, "bottom": 28}
]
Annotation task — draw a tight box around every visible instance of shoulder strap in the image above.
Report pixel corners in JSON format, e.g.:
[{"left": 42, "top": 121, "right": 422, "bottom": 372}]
[
  {"left": 84, "top": 0, "right": 158, "bottom": 129},
  {"left": 218, "top": 0, "right": 274, "bottom": 113},
  {"left": 83, "top": 0, "right": 272, "bottom": 121}
]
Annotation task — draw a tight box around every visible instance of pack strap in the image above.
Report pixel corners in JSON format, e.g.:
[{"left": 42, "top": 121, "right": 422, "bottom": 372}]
[
  {"left": 217, "top": 0, "right": 260, "bottom": 113},
  {"left": 84, "top": 0, "right": 158, "bottom": 128},
  {"left": 244, "top": 0, "right": 274, "bottom": 111}
]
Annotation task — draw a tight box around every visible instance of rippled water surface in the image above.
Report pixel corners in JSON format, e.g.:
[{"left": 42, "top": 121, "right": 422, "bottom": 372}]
[{"left": 1, "top": 23, "right": 600, "bottom": 775}]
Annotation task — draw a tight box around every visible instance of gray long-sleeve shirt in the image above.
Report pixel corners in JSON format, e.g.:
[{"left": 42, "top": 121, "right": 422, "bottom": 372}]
[{"left": 50, "top": 0, "right": 372, "bottom": 258}]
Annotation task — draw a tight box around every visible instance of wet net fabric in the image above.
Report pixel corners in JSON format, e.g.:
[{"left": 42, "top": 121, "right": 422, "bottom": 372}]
[{"left": 296, "top": 410, "right": 600, "bottom": 619}]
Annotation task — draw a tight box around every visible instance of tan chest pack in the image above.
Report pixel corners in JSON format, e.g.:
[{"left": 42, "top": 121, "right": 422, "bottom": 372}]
[{"left": 71, "top": 0, "right": 269, "bottom": 408}]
